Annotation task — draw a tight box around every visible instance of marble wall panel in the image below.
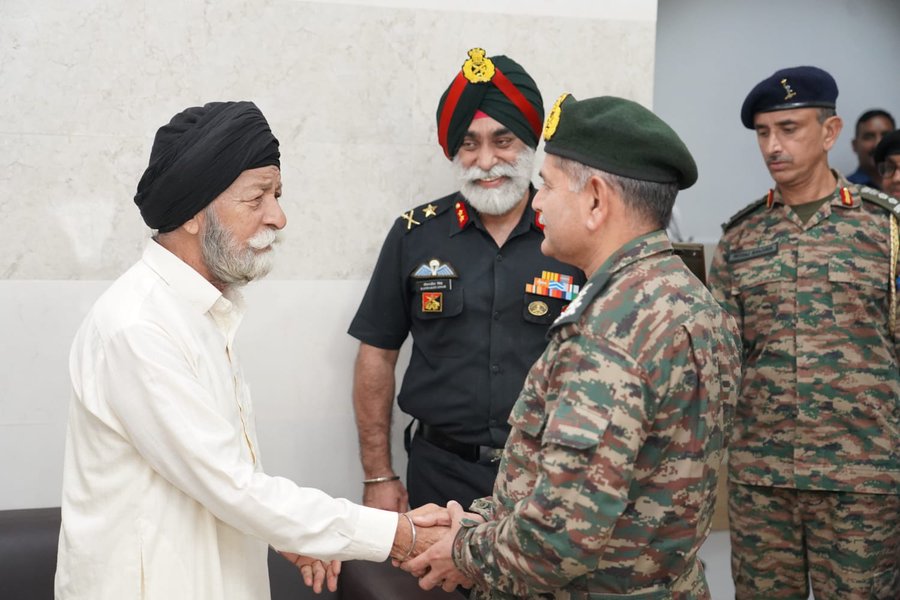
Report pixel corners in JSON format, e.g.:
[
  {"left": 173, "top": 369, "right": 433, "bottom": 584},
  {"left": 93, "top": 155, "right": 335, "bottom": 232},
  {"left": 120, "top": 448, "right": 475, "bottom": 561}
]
[
  {"left": 0, "top": 0, "right": 656, "bottom": 509},
  {"left": 1, "top": 0, "right": 656, "bottom": 280}
]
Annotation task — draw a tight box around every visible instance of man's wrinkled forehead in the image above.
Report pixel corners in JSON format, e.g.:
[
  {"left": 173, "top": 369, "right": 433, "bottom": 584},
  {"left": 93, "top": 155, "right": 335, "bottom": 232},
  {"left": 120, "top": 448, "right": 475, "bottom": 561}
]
[{"left": 753, "top": 106, "right": 820, "bottom": 129}]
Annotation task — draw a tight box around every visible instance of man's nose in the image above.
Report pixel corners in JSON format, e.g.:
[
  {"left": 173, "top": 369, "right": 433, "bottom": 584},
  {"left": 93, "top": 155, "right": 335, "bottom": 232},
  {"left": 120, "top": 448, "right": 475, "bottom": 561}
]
[
  {"left": 475, "top": 145, "right": 497, "bottom": 172},
  {"left": 266, "top": 197, "right": 287, "bottom": 230}
]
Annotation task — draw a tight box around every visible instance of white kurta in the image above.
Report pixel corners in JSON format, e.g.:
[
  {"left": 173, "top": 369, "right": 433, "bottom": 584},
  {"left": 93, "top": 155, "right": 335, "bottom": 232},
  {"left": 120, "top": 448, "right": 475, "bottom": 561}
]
[{"left": 55, "top": 240, "right": 396, "bottom": 599}]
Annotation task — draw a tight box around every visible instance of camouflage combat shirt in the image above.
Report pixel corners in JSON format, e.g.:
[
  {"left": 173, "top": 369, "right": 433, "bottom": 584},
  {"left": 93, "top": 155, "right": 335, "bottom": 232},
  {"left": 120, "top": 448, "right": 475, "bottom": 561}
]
[
  {"left": 452, "top": 230, "right": 742, "bottom": 599},
  {"left": 708, "top": 173, "right": 900, "bottom": 495}
]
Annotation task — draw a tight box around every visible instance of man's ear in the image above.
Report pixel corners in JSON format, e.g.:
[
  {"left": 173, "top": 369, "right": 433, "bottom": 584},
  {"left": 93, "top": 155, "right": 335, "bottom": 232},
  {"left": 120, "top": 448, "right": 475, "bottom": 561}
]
[
  {"left": 182, "top": 211, "right": 204, "bottom": 236},
  {"left": 585, "top": 174, "right": 612, "bottom": 232},
  {"left": 823, "top": 115, "right": 843, "bottom": 152}
]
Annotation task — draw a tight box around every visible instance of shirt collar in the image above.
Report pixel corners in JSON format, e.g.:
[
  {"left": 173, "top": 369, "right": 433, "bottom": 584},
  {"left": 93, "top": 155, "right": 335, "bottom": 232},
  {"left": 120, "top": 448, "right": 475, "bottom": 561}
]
[
  {"left": 449, "top": 186, "right": 538, "bottom": 238},
  {"left": 550, "top": 230, "right": 672, "bottom": 331},
  {"left": 767, "top": 169, "right": 859, "bottom": 209},
  {"left": 141, "top": 239, "right": 225, "bottom": 315}
]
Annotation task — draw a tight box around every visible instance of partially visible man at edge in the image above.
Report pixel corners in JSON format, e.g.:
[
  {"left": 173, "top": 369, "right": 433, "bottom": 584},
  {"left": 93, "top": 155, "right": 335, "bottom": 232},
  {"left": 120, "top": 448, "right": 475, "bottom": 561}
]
[
  {"left": 402, "top": 94, "right": 742, "bottom": 599},
  {"left": 847, "top": 108, "right": 895, "bottom": 189},
  {"left": 875, "top": 129, "right": 900, "bottom": 198},
  {"left": 709, "top": 66, "right": 900, "bottom": 599},
  {"left": 54, "top": 101, "right": 446, "bottom": 599},
  {"left": 349, "top": 48, "right": 585, "bottom": 512}
]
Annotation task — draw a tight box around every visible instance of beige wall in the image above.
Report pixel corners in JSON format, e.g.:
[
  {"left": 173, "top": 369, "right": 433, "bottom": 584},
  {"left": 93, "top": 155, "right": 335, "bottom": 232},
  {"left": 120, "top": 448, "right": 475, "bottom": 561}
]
[{"left": 0, "top": 0, "right": 658, "bottom": 509}]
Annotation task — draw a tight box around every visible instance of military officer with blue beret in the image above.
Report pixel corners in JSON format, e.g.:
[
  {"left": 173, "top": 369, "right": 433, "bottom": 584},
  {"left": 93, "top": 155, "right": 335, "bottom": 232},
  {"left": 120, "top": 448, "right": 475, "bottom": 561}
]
[
  {"left": 349, "top": 48, "right": 584, "bottom": 514},
  {"left": 709, "top": 66, "right": 900, "bottom": 599}
]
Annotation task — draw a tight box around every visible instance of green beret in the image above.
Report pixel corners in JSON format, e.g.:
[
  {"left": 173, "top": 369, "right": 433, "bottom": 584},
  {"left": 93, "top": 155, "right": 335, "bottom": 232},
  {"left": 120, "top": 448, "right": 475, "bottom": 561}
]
[
  {"left": 543, "top": 94, "right": 698, "bottom": 190},
  {"left": 436, "top": 48, "right": 543, "bottom": 159}
]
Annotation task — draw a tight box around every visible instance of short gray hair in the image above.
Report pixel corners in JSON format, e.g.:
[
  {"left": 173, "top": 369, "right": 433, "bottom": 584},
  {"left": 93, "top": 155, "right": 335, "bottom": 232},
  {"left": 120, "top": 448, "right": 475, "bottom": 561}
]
[
  {"left": 554, "top": 156, "right": 679, "bottom": 230},
  {"left": 817, "top": 107, "right": 837, "bottom": 123}
]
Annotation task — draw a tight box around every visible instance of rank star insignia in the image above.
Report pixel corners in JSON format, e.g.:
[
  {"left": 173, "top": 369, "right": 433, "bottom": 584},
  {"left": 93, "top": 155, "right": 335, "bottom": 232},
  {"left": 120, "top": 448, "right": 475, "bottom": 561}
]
[
  {"left": 423, "top": 203, "right": 437, "bottom": 218},
  {"left": 402, "top": 210, "right": 421, "bottom": 230}
]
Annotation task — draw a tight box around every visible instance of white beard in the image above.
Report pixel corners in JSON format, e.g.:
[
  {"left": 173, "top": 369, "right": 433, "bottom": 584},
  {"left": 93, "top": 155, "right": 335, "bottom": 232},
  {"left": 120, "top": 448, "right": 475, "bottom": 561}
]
[
  {"left": 201, "top": 207, "right": 279, "bottom": 287},
  {"left": 453, "top": 146, "right": 535, "bottom": 215}
]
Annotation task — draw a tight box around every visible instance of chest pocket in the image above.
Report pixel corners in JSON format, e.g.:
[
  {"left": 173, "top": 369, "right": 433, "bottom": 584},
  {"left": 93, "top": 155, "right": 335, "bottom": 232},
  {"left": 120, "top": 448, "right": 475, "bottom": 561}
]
[
  {"left": 411, "top": 279, "right": 464, "bottom": 320},
  {"left": 828, "top": 254, "right": 889, "bottom": 332},
  {"left": 522, "top": 292, "right": 568, "bottom": 325},
  {"left": 731, "top": 256, "right": 790, "bottom": 352}
]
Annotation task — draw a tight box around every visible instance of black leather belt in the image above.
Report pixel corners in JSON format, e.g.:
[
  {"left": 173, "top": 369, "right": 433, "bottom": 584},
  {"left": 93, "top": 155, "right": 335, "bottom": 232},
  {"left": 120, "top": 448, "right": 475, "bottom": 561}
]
[{"left": 417, "top": 424, "right": 503, "bottom": 464}]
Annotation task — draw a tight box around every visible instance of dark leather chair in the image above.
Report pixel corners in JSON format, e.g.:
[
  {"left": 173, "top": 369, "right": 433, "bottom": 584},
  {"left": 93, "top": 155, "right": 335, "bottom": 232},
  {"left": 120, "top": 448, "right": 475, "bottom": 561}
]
[
  {"left": 0, "top": 508, "right": 59, "bottom": 600},
  {"left": 0, "top": 507, "right": 335, "bottom": 600},
  {"left": 0, "top": 507, "right": 457, "bottom": 600}
]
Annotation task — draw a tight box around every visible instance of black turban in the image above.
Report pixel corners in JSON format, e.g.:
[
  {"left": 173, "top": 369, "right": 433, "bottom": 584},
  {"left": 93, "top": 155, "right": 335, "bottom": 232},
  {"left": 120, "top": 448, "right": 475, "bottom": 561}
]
[
  {"left": 134, "top": 101, "right": 280, "bottom": 232},
  {"left": 435, "top": 49, "right": 543, "bottom": 159}
]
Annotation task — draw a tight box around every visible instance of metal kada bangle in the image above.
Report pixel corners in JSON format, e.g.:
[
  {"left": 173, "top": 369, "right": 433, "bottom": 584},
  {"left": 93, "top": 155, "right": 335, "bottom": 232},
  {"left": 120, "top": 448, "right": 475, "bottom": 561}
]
[
  {"left": 362, "top": 475, "right": 400, "bottom": 484},
  {"left": 397, "top": 512, "right": 416, "bottom": 562}
]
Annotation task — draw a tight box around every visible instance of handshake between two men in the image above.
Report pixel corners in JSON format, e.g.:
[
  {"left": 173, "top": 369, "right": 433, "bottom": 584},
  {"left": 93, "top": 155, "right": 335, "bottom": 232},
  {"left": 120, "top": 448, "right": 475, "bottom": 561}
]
[{"left": 285, "top": 500, "right": 483, "bottom": 594}]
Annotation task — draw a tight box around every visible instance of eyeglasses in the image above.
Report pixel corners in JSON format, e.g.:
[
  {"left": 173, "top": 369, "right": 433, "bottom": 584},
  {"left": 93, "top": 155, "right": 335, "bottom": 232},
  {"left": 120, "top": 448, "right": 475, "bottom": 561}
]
[{"left": 877, "top": 160, "right": 898, "bottom": 178}]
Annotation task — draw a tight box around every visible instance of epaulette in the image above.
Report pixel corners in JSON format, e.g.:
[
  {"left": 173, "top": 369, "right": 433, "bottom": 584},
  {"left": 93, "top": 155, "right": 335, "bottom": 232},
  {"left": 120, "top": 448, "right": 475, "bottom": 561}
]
[
  {"left": 857, "top": 186, "right": 900, "bottom": 218},
  {"left": 397, "top": 199, "right": 453, "bottom": 233},
  {"left": 721, "top": 196, "right": 768, "bottom": 232}
]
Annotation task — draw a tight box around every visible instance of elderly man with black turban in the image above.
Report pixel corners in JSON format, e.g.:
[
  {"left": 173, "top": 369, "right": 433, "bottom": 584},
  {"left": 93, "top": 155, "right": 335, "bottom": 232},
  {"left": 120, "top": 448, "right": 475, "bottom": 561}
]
[
  {"left": 348, "top": 49, "right": 585, "bottom": 514},
  {"left": 55, "top": 101, "right": 448, "bottom": 599}
]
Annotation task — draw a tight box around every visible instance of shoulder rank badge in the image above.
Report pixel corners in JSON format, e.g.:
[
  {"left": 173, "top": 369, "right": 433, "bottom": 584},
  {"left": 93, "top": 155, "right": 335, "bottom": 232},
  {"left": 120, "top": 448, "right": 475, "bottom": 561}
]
[
  {"left": 526, "top": 271, "right": 580, "bottom": 301},
  {"left": 402, "top": 209, "right": 421, "bottom": 230}
]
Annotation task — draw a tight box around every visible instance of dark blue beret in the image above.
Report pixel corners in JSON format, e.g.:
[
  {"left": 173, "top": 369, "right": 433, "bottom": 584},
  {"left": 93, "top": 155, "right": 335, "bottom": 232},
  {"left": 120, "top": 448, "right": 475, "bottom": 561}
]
[{"left": 740, "top": 66, "right": 838, "bottom": 129}]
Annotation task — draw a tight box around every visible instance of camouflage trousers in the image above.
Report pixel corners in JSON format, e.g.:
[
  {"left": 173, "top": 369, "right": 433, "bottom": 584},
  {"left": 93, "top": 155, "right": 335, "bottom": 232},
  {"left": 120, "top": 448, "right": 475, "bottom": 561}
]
[
  {"left": 470, "top": 556, "right": 709, "bottom": 599},
  {"left": 728, "top": 483, "right": 900, "bottom": 599}
]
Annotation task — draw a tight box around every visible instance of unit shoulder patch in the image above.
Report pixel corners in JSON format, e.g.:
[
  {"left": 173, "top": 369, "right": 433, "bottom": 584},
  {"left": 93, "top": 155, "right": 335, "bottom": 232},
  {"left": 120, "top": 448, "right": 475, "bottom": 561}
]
[{"left": 722, "top": 196, "right": 768, "bottom": 232}]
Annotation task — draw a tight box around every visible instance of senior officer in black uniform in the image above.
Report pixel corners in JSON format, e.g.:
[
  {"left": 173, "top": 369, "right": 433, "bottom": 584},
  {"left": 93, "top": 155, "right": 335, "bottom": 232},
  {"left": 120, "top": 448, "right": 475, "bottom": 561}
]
[{"left": 349, "top": 48, "right": 585, "bottom": 512}]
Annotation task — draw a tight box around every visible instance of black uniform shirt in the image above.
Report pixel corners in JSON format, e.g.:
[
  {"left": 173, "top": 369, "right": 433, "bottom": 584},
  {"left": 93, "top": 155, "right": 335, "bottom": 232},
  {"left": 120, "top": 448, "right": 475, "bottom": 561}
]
[{"left": 349, "top": 190, "right": 586, "bottom": 447}]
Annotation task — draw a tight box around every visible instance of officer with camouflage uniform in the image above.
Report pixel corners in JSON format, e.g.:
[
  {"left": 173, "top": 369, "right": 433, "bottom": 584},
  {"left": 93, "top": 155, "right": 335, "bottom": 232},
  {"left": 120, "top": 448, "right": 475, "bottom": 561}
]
[
  {"left": 402, "top": 95, "right": 742, "bottom": 599},
  {"left": 708, "top": 66, "right": 900, "bottom": 599}
]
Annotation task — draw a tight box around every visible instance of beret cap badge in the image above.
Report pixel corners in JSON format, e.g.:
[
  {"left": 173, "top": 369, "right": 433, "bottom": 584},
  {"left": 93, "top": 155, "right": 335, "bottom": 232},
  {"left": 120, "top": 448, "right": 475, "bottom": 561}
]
[
  {"left": 780, "top": 78, "right": 797, "bottom": 100},
  {"left": 543, "top": 92, "right": 570, "bottom": 141},
  {"left": 462, "top": 48, "right": 495, "bottom": 84}
]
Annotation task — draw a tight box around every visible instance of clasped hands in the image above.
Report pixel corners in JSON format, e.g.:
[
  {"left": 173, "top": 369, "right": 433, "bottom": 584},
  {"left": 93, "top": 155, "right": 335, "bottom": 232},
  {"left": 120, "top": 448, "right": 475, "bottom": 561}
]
[
  {"left": 281, "top": 501, "right": 483, "bottom": 594},
  {"left": 392, "top": 500, "right": 484, "bottom": 592}
]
